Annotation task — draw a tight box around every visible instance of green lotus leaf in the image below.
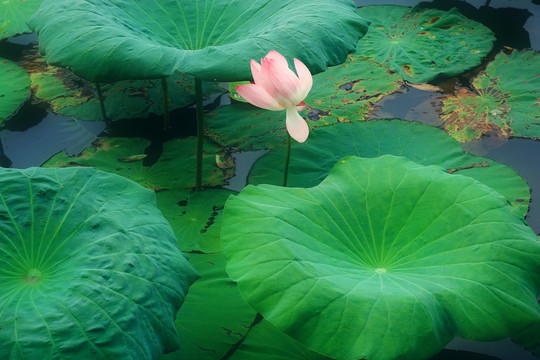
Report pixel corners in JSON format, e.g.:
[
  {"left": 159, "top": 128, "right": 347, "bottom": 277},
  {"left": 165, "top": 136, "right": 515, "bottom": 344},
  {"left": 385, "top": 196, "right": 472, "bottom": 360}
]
[
  {"left": 249, "top": 120, "right": 531, "bottom": 217},
  {"left": 27, "top": 0, "right": 368, "bottom": 83},
  {"left": 43, "top": 137, "right": 231, "bottom": 189},
  {"left": 0, "top": 166, "right": 198, "bottom": 359},
  {"left": 355, "top": 6, "right": 495, "bottom": 83},
  {"left": 0, "top": 0, "right": 42, "bottom": 39},
  {"left": 222, "top": 155, "right": 540, "bottom": 360},
  {"left": 230, "top": 320, "right": 332, "bottom": 360},
  {"left": 0, "top": 58, "right": 30, "bottom": 123},
  {"left": 156, "top": 188, "right": 234, "bottom": 253},
  {"left": 29, "top": 57, "right": 222, "bottom": 121},
  {"left": 513, "top": 320, "right": 540, "bottom": 358},
  {"left": 206, "top": 57, "right": 402, "bottom": 150},
  {"left": 442, "top": 50, "right": 540, "bottom": 142},
  {"left": 163, "top": 253, "right": 257, "bottom": 360}
]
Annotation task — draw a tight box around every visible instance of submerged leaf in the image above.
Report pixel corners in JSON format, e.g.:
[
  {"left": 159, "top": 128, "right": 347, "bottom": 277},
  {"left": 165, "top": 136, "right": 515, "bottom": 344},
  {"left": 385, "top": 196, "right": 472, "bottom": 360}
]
[
  {"left": 0, "top": 166, "right": 198, "bottom": 359},
  {"left": 222, "top": 155, "right": 540, "bottom": 360}
]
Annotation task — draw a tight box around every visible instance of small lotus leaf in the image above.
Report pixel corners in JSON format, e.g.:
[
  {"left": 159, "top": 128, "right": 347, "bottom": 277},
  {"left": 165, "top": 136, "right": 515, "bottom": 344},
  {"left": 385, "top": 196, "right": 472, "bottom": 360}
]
[
  {"left": 43, "top": 137, "right": 232, "bottom": 190},
  {"left": 355, "top": 6, "right": 495, "bottom": 83},
  {"left": 0, "top": 58, "right": 30, "bottom": 123},
  {"left": 0, "top": 166, "right": 198, "bottom": 359},
  {"left": 24, "top": 50, "right": 224, "bottom": 121},
  {"left": 249, "top": 120, "right": 531, "bottom": 217},
  {"left": 442, "top": 50, "right": 540, "bottom": 142},
  {"left": 163, "top": 253, "right": 257, "bottom": 360},
  {"left": 27, "top": 0, "right": 368, "bottom": 82},
  {"left": 156, "top": 188, "right": 233, "bottom": 253},
  {"left": 0, "top": 0, "right": 42, "bottom": 39},
  {"left": 206, "top": 58, "right": 402, "bottom": 150},
  {"left": 222, "top": 155, "right": 540, "bottom": 360}
]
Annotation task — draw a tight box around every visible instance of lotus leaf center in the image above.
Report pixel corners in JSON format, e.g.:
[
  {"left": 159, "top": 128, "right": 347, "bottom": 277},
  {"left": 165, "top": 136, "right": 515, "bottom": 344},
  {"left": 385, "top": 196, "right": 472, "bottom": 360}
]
[
  {"left": 23, "top": 268, "right": 42, "bottom": 285},
  {"left": 375, "top": 268, "right": 387, "bottom": 274}
]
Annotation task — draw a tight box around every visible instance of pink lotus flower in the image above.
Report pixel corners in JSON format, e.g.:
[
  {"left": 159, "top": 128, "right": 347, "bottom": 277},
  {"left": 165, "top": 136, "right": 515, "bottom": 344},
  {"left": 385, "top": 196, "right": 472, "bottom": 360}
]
[{"left": 236, "top": 50, "right": 313, "bottom": 143}]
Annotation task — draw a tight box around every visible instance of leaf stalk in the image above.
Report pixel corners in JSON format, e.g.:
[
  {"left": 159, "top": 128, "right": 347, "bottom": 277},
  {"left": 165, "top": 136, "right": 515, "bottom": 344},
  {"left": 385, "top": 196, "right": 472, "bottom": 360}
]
[{"left": 195, "top": 77, "right": 204, "bottom": 191}]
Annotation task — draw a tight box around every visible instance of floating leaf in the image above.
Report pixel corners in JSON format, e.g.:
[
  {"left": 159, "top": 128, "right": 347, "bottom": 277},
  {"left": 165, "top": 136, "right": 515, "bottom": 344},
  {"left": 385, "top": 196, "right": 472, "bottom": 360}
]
[
  {"left": 156, "top": 189, "right": 234, "bottom": 253},
  {"left": 222, "top": 155, "right": 540, "bottom": 360},
  {"left": 28, "top": 0, "right": 368, "bottom": 82},
  {"left": 0, "top": 58, "right": 30, "bottom": 123},
  {"left": 43, "top": 137, "right": 231, "bottom": 190},
  {"left": 229, "top": 320, "right": 332, "bottom": 360},
  {"left": 249, "top": 120, "right": 531, "bottom": 217},
  {"left": 118, "top": 154, "right": 147, "bottom": 162},
  {"left": 25, "top": 51, "right": 221, "bottom": 121},
  {"left": 229, "top": 81, "right": 250, "bottom": 103},
  {"left": 0, "top": 166, "right": 198, "bottom": 359},
  {"left": 206, "top": 57, "right": 402, "bottom": 150},
  {"left": 0, "top": 0, "right": 42, "bottom": 39},
  {"left": 355, "top": 6, "right": 495, "bottom": 83},
  {"left": 442, "top": 50, "right": 540, "bottom": 142},
  {"left": 163, "top": 253, "right": 257, "bottom": 360},
  {"left": 513, "top": 320, "right": 540, "bottom": 358}
]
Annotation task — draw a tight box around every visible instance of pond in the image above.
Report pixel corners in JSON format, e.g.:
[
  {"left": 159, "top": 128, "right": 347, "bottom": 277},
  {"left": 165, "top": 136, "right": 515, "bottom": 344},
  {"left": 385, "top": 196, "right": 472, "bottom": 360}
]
[{"left": 0, "top": 1, "right": 539, "bottom": 360}]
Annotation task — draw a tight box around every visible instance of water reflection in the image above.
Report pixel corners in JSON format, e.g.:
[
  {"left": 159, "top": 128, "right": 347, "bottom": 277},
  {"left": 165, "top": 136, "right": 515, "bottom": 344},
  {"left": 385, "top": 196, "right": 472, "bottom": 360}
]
[{"left": 0, "top": 111, "right": 104, "bottom": 168}]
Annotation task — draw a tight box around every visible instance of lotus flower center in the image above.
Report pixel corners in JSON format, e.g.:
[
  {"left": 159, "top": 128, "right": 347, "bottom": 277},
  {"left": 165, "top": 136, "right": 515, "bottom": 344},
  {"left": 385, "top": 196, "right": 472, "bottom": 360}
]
[
  {"left": 23, "top": 268, "right": 42, "bottom": 285},
  {"left": 375, "top": 268, "right": 387, "bottom": 274}
]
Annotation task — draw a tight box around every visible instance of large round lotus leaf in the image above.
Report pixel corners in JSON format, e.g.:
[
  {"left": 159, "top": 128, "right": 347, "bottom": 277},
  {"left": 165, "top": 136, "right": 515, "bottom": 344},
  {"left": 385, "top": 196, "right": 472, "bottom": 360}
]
[
  {"left": 0, "top": 166, "right": 198, "bottom": 359},
  {"left": 43, "top": 137, "right": 231, "bottom": 190},
  {"left": 163, "top": 253, "right": 257, "bottom": 360},
  {"left": 28, "top": 58, "right": 222, "bottom": 121},
  {"left": 442, "top": 50, "right": 540, "bottom": 142},
  {"left": 0, "top": 58, "right": 30, "bottom": 123},
  {"left": 0, "top": 0, "right": 42, "bottom": 39},
  {"left": 249, "top": 120, "right": 530, "bottom": 217},
  {"left": 355, "top": 6, "right": 495, "bottom": 83},
  {"left": 27, "top": 0, "right": 368, "bottom": 83},
  {"left": 156, "top": 188, "right": 233, "bottom": 253},
  {"left": 222, "top": 155, "right": 540, "bottom": 360},
  {"left": 206, "top": 57, "right": 402, "bottom": 151}
]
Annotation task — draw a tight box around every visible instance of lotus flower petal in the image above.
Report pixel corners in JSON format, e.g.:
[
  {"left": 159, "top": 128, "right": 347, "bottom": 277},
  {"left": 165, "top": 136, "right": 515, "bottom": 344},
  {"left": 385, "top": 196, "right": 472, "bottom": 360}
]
[
  {"left": 268, "top": 60, "right": 305, "bottom": 106},
  {"left": 294, "top": 58, "right": 313, "bottom": 100},
  {"left": 236, "top": 83, "right": 284, "bottom": 111},
  {"left": 236, "top": 50, "right": 313, "bottom": 143},
  {"left": 286, "top": 107, "right": 309, "bottom": 143}
]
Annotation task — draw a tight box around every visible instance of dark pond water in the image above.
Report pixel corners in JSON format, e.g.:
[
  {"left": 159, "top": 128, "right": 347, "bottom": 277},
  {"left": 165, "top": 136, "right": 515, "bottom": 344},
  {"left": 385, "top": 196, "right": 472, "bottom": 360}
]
[{"left": 1, "top": 1, "right": 539, "bottom": 359}]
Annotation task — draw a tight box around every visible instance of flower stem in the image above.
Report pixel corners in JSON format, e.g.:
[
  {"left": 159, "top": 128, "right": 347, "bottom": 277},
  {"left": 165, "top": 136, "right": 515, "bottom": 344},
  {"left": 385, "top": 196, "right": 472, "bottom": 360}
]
[
  {"left": 282, "top": 132, "right": 292, "bottom": 187},
  {"left": 195, "top": 77, "right": 204, "bottom": 191},
  {"left": 94, "top": 83, "right": 110, "bottom": 128},
  {"left": 161, "top": 78, "right": 170, "bottom": 131}
]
